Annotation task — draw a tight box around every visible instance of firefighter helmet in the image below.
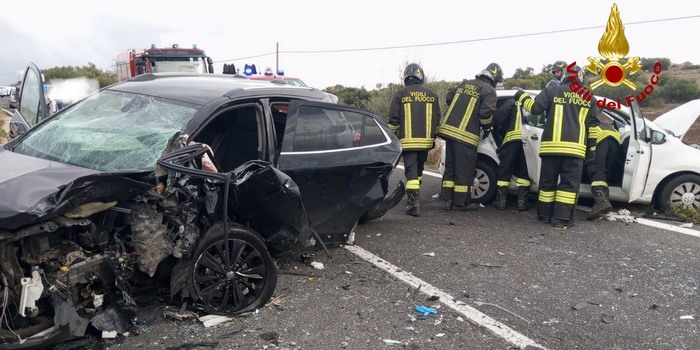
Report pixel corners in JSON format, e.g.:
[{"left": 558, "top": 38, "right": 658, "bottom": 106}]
[
  {"left": 477, "top": 63, "right": 504, "bottom": 85},
  {"left": 567, "top": 65, "right": 585, "bottom": 85},
  {"left": 403, "top": 63, "right": 425, "bottom": 84},
  {"left": 550, "top": 60, "right": 568, "bottom": 82}
]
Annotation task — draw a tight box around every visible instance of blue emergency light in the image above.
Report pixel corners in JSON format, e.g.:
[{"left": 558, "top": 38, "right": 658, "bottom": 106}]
[{"left": 277, "top": 70, "right": 285, "bottom": 76}]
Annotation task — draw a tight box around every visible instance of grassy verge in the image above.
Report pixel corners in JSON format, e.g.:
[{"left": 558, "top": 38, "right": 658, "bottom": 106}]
[{"left": 665, "top": 204, "right": 700, "bottom": 225}]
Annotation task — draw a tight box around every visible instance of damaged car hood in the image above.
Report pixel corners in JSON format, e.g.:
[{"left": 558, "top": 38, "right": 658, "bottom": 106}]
[
  {"left": 652, "top": 99, "right": 700, "bottom": 140},
  {"left": 0, "top": 148, "right": 100, "bottom": 220}
]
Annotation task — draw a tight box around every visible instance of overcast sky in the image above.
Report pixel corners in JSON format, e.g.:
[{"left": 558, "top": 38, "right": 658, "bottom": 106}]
[{"left": 1, "top": 0, "right": 699, "bottom": 90}]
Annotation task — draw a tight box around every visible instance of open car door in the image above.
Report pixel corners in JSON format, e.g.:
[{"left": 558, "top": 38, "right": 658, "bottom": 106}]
[
  {"left": 278, "top": 101, "right": 402, "bottom": 245},
  {"left": 9, "top": 63, "right": 47, "bottom": 139},
  {"left": 621, "top": 100, "right": 652, "bottom": 201}
]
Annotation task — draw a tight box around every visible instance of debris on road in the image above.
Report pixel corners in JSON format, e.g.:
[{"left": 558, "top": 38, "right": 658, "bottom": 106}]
[
  {"left": 310, "top": 261, "right": 325, "bottom": 270},
  {"left": 679, "top": 222, "right": 693, "bottom": 228},
  {"left": 102, "top": 331, "right": 118, "bottom": 339},
  {"left": 415, "top": 305, "right": 438, "bottom": 317},
  {"left": 383, "top": 339, "right": 403, "bottom": 345},
  {"left": 473, "top": 301, "right": 531, "bottom": 324},
  {"left": 198, "top": 314, "right": 235, "bottom": 328},
  {"left": 219, "top": 329, "right": 244, "bottom": 338},
  {"left": 427, "top": 295, "right": 440, "bottom": 302},
  {"left": 602, "top": 314, "right": 615, "bottom": 323},
  {"left": 573, "top": 301, "right": 589, "bottom": 310},
  {"left": 649, "top": 304, "right": 658, "bottom": 310},
  {"left": 680, "top": 315, "right": 695, "bottom": 320},
  {"left": 165, "top": 341, "right": 219, "bottom": 350},
  {"left": 436, "top": 333, "right": 445, "bottom": 337},
  {"left": 422, "top": 252, "right": 436, "bottom": 257},
  {"left": 260, "top": 331, "right": 280, "bottom": 342},
  {"left": 470, "top": 263, "right": 504, "bottom": 268},
  {"left": 164, "top": 308, "right": 199, "bottom": 321}
]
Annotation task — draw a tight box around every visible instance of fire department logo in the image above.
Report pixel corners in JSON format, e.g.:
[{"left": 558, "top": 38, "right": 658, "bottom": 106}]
[{"left": 586, "top": 3, "right": 642, "bottom": 90}]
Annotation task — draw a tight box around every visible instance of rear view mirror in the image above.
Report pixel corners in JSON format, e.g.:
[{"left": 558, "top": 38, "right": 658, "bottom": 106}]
[{"left": 651, "top": 130, "right": 666, "bottom": 144}]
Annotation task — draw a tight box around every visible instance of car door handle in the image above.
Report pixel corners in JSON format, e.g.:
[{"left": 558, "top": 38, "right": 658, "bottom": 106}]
[{"left": 530, "top": 135, "right": 539, "bottom": 140}]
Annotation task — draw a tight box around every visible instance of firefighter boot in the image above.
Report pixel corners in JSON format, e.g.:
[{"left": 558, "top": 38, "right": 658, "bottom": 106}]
[
  {"left": 443, "top": 200, "right": 453, "bottom": 211},
  {"left": 587, "top": 186, "right": 612, "bottom": 220},
  {"left": 493, "top": 187, "right": 507, "bottom": 210},
  {"left": 406, "top": 189, "right": 420, "bottom": 216},
  {"left": 517, "top": 186, "right": 530, "bottom": 211},
  {"left": 455, "top": 196, "right": 479, "bottom": 211}
]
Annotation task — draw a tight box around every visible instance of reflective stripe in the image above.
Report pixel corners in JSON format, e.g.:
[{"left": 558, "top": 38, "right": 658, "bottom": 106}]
[
  {"left": 404, "top": 103, "right": 413, "bottom": 139},
  {"left": 418, "top": 176, "right": 423, "bottom": 182},
  {"left": 442, "top": 180, "right": 455, "bottom": 188},
  {"left": 539, "top": 190, "right": 556, "bottom": 203},
  {"left": 516, "top": 178, "right": 531, "bottom": 187},
  {"left": 437, "top": 125, "right": 480, "bottom": 146},
  {"left": 597, "top": 129, "right": 621, "bottom": 144},
  {"left": 540, "top": 141, "right": 587, "bottom": 157},
  {"left": 503, "top": 103, "right": 523, "bottom": 145},
  {"left": 458, "top": 97, "right": 478, "bottom": 130},
  {"left": 578, "top": 107, "right": 588, "bottom": 144},
  {"left": 589, "top": 125, "right": 600, "bottom": 140},
  {"left": 444, "top": 93, "right": 460, "bottom": 124},
  {"left": 503, "top": 130, "right": 521, "bottom": 144},
  {"left": 480, "top": 115, "right": 493, "bottom": 125},
  {"left": 591, "top": 181, "right": 608, "bottom": 187},
  {"left": 497, "top": 180, "right": 510, "bottom": 187},
  {"left": 454, "top": 185, "right": 470, "bottom": 193},
  {"left": 407, "top": 179, "right": 420, "bottom": 190},
  {"left": 555, "top": 190, "right": 578, "bottom": 205},
  {"left": 426, "top": 103, "right": 433, "bottom": 137},
  {"left": 400, "top": 138, "right": 434, "bottom": 149},
  {"left": 523, "top": 98, "right": 534, "bottom": 111},
  {"left": 389, "top": 123, "right": 399, "bottom": 132},
  {"left": 553, "top": 104, "right": 564, "bottom": 141}
]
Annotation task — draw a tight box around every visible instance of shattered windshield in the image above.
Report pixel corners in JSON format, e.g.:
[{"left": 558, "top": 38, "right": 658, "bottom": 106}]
[{"left": 13, "top": 90, "right": 199, "bottom": 172}]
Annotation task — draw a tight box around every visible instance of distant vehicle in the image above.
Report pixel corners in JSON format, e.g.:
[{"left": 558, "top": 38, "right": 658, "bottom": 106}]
[
  {"left": 115, "top": 44, "right": 214, "bottom": 81},
  {"left": 0, "top": 86, "right": 10, "bottom": 97},
  {"left": 439, "top": 90, "right": 700, "bottom": 211},
  {"left": 249, "top": 74, "right": 308, "bottom": 87}
]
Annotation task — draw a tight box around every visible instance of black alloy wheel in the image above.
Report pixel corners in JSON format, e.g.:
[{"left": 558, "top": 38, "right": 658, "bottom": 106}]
[{"left": 191, "top": 224, "right": 276, "bottom": 315}]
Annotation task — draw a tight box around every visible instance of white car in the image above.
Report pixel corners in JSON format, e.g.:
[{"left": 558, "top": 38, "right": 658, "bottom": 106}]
[{"left": 440, "top": 90, "right": 700, "bottom": 210}]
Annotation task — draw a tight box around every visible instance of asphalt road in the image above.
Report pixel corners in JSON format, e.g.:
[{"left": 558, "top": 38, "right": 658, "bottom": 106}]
[{"left": 110, "top": 171, "right": 699, "bottom": 350}]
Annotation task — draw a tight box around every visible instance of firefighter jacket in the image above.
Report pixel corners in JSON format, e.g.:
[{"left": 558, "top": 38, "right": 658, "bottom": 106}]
[
  {"left": 493, "top": 99, "right": 524, "bottom": 146},
  {"left": 388, "top": 81, "right": 441, "bottom": 150},
  {"left": 437, "top": 77, "right": 496, "bottom": 148},
  {"left": 516, "top": 84, "right": 600, "bottom": 159},
  {"left": 593, "top": 123, "right": 621, "bottom": 144}
]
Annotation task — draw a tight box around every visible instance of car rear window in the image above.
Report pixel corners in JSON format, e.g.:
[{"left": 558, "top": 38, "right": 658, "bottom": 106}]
[{"left": 13, "top": 90, "right": 199, "bottom": 172}]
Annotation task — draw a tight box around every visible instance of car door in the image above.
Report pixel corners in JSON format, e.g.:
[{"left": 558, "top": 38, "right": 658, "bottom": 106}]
[
  {"left": 9, "top": 63, "right": 47, "bottom": 139},
  {"left": 621, "top": 100, "right": 652, "bottom": 201},
  {"left": 520, "top": 103, "right": 544, "bottom": 189},
  {"left": 277, "top": 101, "right": 400, "bottom": 243}
]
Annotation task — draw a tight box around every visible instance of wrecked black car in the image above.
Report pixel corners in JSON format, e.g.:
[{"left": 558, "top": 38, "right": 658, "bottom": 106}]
[{"left": 0, "top": 73, "right": 403, "bottom": 347}]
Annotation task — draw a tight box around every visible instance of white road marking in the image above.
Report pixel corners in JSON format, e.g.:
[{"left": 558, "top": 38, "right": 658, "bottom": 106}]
[
  {"left": 345, "top": 245, "right": 548, "bottom": 350},
  {"left": 396, "top": 164, "right": 442, "bottom": 179}
]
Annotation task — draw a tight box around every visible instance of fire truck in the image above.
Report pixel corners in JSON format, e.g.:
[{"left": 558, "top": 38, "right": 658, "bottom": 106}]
[{"left": 115, "top": 44, "right": 214, "bottom": 81}]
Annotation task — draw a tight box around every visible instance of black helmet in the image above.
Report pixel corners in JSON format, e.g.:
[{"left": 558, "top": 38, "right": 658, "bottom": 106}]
[
  {"left": 477, "top": 63, "right": 504, "bottom": 85},
  {"left": 566, "top": 65, "right": 585, "bottom": 84},
  {"left": 403, "top": 63, "right": 425, "bottom": 84},
  {"left": 550, "top": 60, "right": 568, "bottom": 82}
]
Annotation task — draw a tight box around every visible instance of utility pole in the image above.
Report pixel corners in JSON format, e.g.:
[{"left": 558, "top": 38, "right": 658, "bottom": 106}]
[{"left": 276, "top": 42, "right": 279, "bottom": 75}]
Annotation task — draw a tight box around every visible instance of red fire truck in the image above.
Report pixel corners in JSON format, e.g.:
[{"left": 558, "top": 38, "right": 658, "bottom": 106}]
[{"left": 115, "top": 44, "right": 214, "bottom": 81}]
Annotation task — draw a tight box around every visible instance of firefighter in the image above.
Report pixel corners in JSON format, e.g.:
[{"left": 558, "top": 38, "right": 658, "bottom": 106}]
[
  {"left": 437, "top": 63, "right": 501, "bottom": 211},
  {"left": 493, "top": 98, "right": 531, "bottom": 210},
  {"left": 545, "top": 60, "right": 568, "bottom": 88},
  {"left": 514, "top": 65, "right": 600, "bottom": 229},
  {"left": 388, "top": 63, "right": 441, "bottom": 216},
  {"left": 586, "top": 121, "right": 620, "bottom": 220}
]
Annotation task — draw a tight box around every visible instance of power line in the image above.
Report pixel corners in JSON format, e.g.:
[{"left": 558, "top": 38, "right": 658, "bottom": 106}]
[
  {"left": 213, "top": 51, "right": 276, "bottom": 63},
  {"left": 216, "top": 14, "right": 700, "bottom": 61}
]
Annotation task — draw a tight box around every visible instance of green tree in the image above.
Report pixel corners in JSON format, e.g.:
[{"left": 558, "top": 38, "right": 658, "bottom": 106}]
[
  {"left": 324, "top": 85, "right": 372, "bottom": 108},
  {"left": 43, "top": 63, "right": 117, "bottom": 88},
  {"left": 657, "top": 78, "right": 700, "bottom": 103}
]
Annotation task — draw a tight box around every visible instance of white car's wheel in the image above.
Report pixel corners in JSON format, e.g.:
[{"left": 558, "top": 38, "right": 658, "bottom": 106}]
[
  {"left": 658, "top": 174, "right": 700, "bottom": 211},
  {"left": 472, "top": 160, "right": 497, "bottom": 204}
]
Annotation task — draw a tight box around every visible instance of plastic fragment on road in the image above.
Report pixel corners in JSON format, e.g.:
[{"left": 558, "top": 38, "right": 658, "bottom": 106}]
[
  {"left": 422, "top": 252, "right": 435, "bottom": 257},
  {"left": 415, "top": 305, "right": 438, "bottom": 316},
  {"left": 383, "top": 339, "right": 402, "bottom": 345},
  {"left": 436, "top": 333, "right": 445, "bottom": 337},
  {"left": 573, "top": 301, "right": 589, "bottom": 310},
  {"left": 602, "top": 314, "right": 615, "bottom": 323},
  {"left": 310, "top": 262, "right": 325, "bottom": 270},
  {"left": 199, "top": 314, "right": 235, "bottom": 328},
  {"left": 680, "top": 315, "right": 695, "bottom": 320},
  {"left": 102, "top": 331, "right": 117, "bottom": 339}
]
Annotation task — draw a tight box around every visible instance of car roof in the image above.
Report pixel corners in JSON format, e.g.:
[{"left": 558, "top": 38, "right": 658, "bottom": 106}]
[{"left": 108, "top": 73, "right": 327, "bottom": 105}]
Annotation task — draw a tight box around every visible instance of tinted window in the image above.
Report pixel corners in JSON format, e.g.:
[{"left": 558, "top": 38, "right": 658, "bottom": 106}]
[
  {"left": 19, "top": 69, "right": 41, "bottom": 126},
  {"left": 291, "top": 106, "right": 386, "bottom": 152}
]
